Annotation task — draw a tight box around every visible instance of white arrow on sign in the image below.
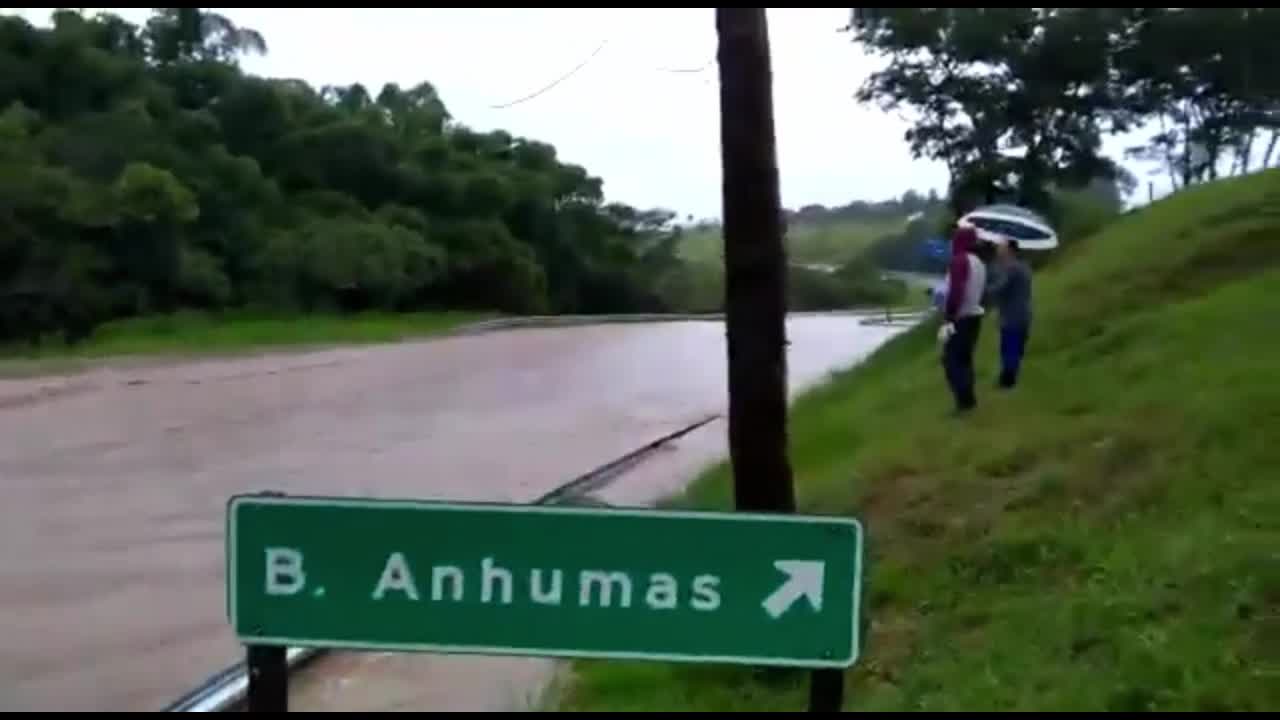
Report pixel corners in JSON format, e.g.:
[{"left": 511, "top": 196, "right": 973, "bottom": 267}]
[{"left": 761, "top": 560, "right": 825, "bottom": 619}]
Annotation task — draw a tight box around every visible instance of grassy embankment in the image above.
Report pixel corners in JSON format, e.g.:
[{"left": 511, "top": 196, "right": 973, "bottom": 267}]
[
  {"left": 558, "top": 170, "right": 1280, "bottom": 711},
  {"left": 0, "top": 310, "right": 491, "bottom": 373},
  {"left": 679, "top": 217, "right": 905, "bottom": 267},
  {"left": 674, "top": 217, "right": 915, "bottom": 312}
]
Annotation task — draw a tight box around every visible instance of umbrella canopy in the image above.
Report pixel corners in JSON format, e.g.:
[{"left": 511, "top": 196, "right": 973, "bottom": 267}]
[{"left": 958, "top": 204, "right": 1058, "bottom": 251}]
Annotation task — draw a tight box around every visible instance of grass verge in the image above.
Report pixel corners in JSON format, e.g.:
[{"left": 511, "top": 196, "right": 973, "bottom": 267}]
[
  {"left": 557, "top": 170, "right": 1280, "bottom": 711},
  {"left": 0, "top": 310, "right": 492, "bottom": 374}
]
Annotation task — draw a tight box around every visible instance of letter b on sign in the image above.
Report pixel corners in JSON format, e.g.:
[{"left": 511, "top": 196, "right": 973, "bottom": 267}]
[{"left": 266, "top": 547, "right": 305, "bottom": 595}]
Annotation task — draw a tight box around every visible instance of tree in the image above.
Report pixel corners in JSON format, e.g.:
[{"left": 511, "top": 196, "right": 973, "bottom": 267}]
[
  {"left": 144, "top": 8, "right": 266, "bottom": 65},
  {"left": 0, "top": 7, "right": 710, "bottom": 344},
  {"left": 846, "top": 8, "right": 1130, "bottom": 216},
  {"left": 1115, "top": 8, "right": 1280, "bottom": 188}
]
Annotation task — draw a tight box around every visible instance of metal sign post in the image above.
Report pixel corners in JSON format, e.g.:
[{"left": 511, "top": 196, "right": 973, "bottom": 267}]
[{"left": 245, "top": 645, "right": 287, "bottom": 712}]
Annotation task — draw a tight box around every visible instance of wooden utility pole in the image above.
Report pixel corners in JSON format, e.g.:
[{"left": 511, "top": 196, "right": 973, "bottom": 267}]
[
  {"left": 716, "top": 7, "right": 795, "bottom": 516},
  {"left": 716, "top": 9, "right": 843, "bottom": 711}
]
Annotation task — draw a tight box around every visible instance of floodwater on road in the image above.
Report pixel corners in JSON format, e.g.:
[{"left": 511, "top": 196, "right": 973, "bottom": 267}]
[{"left": 0, "top": 315, "right": 910, "bottom": 712}]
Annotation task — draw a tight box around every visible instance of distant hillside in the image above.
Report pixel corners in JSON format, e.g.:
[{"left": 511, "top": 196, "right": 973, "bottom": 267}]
[
  {"left": 678, "top": 216, "right": 909, "bottom": 267},
  {"left": 678, "top": 190, "right": 944, "bottom": 268},
  {"left": 785, "top": 189, "right": 939, "bottom": 227}
]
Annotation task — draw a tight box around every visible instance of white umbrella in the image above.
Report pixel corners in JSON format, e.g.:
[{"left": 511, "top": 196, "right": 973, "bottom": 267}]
[{"left": 957, "top": 204, "right": 1058, "bottom": 251}]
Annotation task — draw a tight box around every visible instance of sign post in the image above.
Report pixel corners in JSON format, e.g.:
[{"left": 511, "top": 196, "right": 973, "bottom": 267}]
[
  {"left": 227, "top": 494, "right": 862, "bottom": 671},
  {"left": 245, "top": 645, "right": 287, "bottom": 712}
]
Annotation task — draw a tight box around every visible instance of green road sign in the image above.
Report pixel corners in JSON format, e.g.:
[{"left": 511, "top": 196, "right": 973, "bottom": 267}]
[{"left": 226, "top": 494, "right": 863, "bottom": 668}]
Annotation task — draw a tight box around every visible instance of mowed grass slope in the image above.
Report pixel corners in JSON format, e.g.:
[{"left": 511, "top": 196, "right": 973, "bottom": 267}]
[{"left": 558, "top": 170, "right": 1280, "bottom": 711}]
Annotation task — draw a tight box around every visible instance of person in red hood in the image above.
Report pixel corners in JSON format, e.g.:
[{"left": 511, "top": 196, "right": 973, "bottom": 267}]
[{"left": 939, "top": 223, "right": 987, "bottom": 414}]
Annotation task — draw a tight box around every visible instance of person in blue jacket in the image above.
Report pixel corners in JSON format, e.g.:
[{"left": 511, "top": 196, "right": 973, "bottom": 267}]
[{"left": 987, "top": 238, "right": 1033, "bottom": 388}]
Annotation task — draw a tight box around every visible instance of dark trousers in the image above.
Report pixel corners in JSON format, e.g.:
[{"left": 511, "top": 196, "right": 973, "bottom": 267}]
[
  {"left": 999, "top": 325, "right": 1029, "bottom": 388},
  {"left": 942, "top": 315, "right": 982, "bottom": 411}
]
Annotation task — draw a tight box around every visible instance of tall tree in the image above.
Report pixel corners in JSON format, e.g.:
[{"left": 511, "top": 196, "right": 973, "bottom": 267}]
[
  {"left": 0, "top": 7, "right": 916, "bottom": 346},
  {"left": 0, "top": 8, "right": 693, "bottom": 342},
  {"left": 144, "top": 8, "right": 266, "bottom": 65},
  {"left": 1116, "top": 8, "right": 1280, "bottom": 188},
  {"left": 847, "top": 8, "right": 1128, "bottom": 216}
]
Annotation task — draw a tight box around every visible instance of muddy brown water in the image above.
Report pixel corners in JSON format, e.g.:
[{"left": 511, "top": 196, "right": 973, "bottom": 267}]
[{"left": 0, "top": 316, "right": 909, "bottom": 712}]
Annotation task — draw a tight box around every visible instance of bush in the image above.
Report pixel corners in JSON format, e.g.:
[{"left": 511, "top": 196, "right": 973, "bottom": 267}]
[{"left": 787, "top": 261, "right": 906, "bottom": 311}]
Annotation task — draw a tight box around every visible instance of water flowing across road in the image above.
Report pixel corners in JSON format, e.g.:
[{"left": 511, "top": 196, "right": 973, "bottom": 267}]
[{"left": 0, "top": 315, "right": 910, "bottom": 712}]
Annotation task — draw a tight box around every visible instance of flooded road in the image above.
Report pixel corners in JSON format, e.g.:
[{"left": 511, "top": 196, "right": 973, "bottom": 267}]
[{"left": 0, "top": 315, "right": 909, "bottom": 712}]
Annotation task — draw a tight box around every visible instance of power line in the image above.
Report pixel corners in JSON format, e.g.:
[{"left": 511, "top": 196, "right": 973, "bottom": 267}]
[
  {"left": 655, "top": 54, "right": 715, "bottom": 74},
  {"left": 489, "top": 38, "right": 610, "bottom": 109},
  {"left": 487, "top": 37, "right": 716, "bottom": 111}
]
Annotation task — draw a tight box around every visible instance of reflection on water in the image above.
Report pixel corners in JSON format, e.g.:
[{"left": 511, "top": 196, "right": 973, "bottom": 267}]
[{"left": 0, "top": 315, "right": 908, "bottom": 711}]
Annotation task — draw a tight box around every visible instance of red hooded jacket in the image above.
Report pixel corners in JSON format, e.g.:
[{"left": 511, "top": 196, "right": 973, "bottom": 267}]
[{"left": 945, "top": 225, "right": 979, "bottom": 322}]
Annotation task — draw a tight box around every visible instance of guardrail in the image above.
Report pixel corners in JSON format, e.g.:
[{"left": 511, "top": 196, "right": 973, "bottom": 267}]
[
  {"left": 161, "top": 414, "right": 722, "bottom": 711},
  {"left": 857, "top": 308, "right": 931, "bottom": 327},
  {"left": 162, "top": 648, "right": 318, "bottom": 712},
  {"left": 450, "top": 308, "right": 926, "bottom": 336}
]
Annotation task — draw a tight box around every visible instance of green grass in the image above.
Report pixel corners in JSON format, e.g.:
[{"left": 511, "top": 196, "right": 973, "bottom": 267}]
[
  {"left": 558, "top": 170, "right": 1280, "bottom": 711},
  {"left": 0, "top": 309, "right": 492, "bottom": 371},
  {"left": 680, "top": 217, "right": 905, "bottom": 267}
]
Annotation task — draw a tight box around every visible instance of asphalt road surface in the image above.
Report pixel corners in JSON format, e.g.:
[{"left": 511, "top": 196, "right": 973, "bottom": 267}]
[{"left": 0, "top": 316, "right": 908, "bottom": 712}]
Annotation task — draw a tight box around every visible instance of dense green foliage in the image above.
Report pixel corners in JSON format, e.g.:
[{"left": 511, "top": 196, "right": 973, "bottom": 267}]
[
  {"left": 787, "top": 259, "right": 906, "bottom": 311},
  {"left": 558, "top": 165, "right": 1280, "bottom": 714},
  {"left": 865, "top": 178, "right": 1130, "bottom": 276},
  {"left": 848, "top": 8, "right": 1280, "bottom": 217},
  {"left": 0, "top": 8, "right": 712, "bottom": 345}
]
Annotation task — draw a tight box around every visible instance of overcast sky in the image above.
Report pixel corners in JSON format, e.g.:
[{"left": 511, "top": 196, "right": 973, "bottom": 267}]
[{"left": 19, "top": 8, "right": 1171, "bottom": 219}]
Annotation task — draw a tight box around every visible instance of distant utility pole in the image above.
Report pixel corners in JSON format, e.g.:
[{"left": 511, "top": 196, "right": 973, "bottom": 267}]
[{"left": 715, "top": 7, "right": 795, "bottom": 515}]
